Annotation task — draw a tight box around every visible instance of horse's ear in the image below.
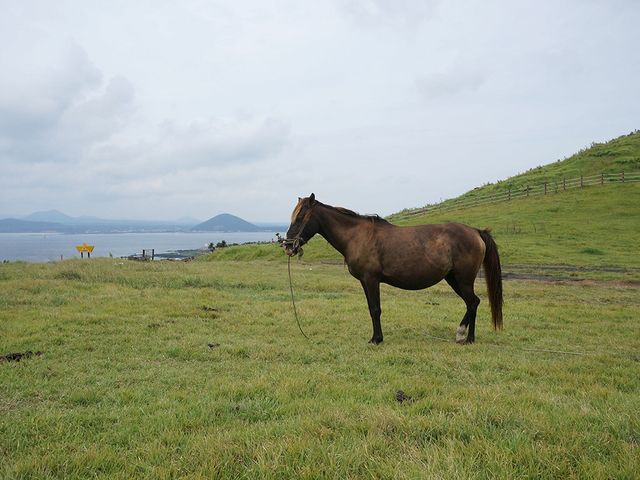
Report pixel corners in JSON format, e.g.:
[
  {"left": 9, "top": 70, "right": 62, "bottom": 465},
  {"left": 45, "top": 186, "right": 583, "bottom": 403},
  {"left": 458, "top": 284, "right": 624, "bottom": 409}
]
[
  {"left": 298, "top": 197, "right": 301, "bottom": 202},
  {"left": 309, "top": 193, "right": 316, "bottom": 205}
]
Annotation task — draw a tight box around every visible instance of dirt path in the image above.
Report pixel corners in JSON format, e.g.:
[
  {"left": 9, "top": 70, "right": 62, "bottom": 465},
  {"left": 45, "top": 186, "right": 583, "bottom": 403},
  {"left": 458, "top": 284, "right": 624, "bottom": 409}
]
[{"left": 495, "top": 264, "right": 640, "bottom": 286}]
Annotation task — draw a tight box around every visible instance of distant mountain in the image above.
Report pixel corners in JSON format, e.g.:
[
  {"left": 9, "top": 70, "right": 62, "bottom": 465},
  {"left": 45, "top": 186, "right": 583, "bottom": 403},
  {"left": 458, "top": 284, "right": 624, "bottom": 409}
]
[
  {"left": 192, "top": 214, "right": 260, "bottom": 232},
  {"left": 1, "top": 210, "right": 264, "bottom": 233},
  {"left": 23, "top": 210, "right": 75, "bottom": 224},
  {"left": 0, "top": 209, "right": 204, "bottom": 233},
  {"left": 0, "top": 218, "right": 65, "bottom": 233},
  {"left": 18, "top": 210, "right": 199, "bottom": 227}
]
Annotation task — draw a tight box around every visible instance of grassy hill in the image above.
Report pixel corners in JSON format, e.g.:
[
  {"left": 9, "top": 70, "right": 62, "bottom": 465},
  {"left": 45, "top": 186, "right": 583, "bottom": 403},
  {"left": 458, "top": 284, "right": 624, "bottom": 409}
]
[
  {"left": 400, "top": 184, "right": 640, "bottom": 276},
  {"left": 208, "top": 132, "right": 640, "bottom": 279},
  {"left": 395, "top": 130, "right": 640, "bottom": 212}
]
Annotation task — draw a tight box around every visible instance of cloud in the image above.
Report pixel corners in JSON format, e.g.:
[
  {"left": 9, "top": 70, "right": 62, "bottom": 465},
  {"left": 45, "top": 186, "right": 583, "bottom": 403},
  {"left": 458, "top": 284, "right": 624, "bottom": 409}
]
[
  {"left": 0, "top": 32, "right": 289, "bottom": 212},
  {"left": 0, "top": 42, "right": 102, "bottom": 137},
  {"left": 150, "top": 116, "right": 289, "bottom": 169},
  {"left": 0, "top": 109, "right": 290, "bottom": 219},
  {"left": 55, "top": 76, "right": 135, "bottom": 147},
  {"left": 86, "top": 114, "right": 290, "bottom": 184},
  {"left": 340, "top": 0, "right": 439, "bottom": 29},
  {"left": 0, "top": 40, "right": 134, "bottom": 164},
  {"left": 415, "top": 68, "right": 486, "bottom": 100},
  {"left": 1, "top": 0, "right": 639, "bottom": 221}
]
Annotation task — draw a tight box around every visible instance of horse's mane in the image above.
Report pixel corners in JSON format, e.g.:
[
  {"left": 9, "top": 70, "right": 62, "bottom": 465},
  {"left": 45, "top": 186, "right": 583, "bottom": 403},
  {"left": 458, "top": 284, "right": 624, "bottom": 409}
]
[{"left": 321, "top": 203, "right": 391, "bottom": 225}]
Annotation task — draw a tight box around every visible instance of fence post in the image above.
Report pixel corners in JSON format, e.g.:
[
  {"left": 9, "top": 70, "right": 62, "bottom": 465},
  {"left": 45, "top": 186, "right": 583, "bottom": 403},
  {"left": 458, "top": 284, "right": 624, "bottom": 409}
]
[
  {"left": 580, "top": 175, "right": 583, "bottom": 188},
  {"left": 544, "top": 182, "right": 547, "bottom": 195},
  {"left": 508, "top": 188, "right": 511, "bottom": 201},
  {"left": 563, "top": 178, "right": 566, "bottom": 191},
  {"left": 622, "top": 172, "right": 625, "bottom": 183},
  {"left": 601, "top": 172, "right": 604, "bottom": 185},
  {"left": 526, "top": 186, "right": 529, "bottom": 197}
]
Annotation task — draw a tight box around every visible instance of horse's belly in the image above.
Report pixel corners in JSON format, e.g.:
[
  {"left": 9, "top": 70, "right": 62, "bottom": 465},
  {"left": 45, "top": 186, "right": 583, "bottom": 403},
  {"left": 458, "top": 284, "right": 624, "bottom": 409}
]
[{"left": 382, "top": 271, "right": 444, "bottom": 290}]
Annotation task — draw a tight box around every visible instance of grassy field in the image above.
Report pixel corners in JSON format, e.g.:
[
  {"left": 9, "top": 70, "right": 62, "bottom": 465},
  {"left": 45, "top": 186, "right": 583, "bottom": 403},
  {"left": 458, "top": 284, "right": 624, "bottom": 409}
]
[
  {"left": 1, "top": 258, "right": 639, "bottom": 479},
  {"left": 3, "top": 133, "right": 639, "bottom": 478}
]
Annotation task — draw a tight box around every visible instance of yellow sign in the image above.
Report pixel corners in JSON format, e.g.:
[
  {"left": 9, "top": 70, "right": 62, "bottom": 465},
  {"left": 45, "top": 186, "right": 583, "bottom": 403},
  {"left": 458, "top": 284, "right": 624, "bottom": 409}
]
[{"left": 75, "top": 243, "right": 95, "bottom": 253}]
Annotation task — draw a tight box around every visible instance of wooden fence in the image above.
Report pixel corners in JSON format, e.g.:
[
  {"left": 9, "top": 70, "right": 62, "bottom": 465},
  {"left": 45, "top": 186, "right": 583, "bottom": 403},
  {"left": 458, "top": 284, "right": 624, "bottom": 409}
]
[{"left": 400, "top": 172, "right": 640, "bottom": 218}]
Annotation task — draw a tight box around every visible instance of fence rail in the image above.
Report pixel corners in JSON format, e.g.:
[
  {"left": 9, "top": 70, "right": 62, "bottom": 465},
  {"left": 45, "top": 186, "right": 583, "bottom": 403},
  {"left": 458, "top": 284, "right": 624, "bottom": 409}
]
[{"left": 400, "top": 172, "right": 640, "bottom": 218}]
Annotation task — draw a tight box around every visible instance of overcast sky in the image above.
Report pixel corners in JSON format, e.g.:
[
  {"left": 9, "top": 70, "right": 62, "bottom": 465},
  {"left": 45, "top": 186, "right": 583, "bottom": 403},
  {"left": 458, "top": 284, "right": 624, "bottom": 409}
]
[{"left": 1, "top": 0, "right": 638, "bottom": 222}]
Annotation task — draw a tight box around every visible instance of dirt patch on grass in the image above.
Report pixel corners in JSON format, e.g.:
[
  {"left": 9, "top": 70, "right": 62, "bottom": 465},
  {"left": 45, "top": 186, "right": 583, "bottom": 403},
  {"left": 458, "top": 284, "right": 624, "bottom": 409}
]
[
  {"left": 0, "top": 351, "right": 44, "bottom": 363},
  {"left": 477, "top": 263, "right": 640, "bottom": 286},
  {"left": 499, "top": 271, "right": 640, "bottom": 287},
  {"left": 507, "top": 263, "right": 640, "bottom": 274}
]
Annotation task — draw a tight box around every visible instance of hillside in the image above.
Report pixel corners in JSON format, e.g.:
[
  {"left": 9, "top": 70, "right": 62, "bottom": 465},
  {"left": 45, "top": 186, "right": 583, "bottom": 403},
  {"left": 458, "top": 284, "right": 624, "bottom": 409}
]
[
  {"left": 192, "top": 213, "right": 260, "bottom": 232},
  {"left": 400, "top": 184, "right": 640, "bottom": 273},
  {"left": 406, "top": 130, "right": 640, "bottom": 211}
]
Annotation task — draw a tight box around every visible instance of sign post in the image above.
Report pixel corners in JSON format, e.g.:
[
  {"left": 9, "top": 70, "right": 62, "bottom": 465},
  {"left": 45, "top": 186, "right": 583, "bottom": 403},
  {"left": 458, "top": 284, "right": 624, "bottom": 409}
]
[{"left": 75, "top": 243, "right": 95, "bottom": 258}]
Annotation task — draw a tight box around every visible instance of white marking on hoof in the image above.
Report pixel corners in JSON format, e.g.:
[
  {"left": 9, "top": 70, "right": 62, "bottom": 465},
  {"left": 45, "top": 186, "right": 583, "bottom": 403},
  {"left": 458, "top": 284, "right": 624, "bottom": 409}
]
[{"left": 456, "top": 325, "right": 468, "bottom": 344}]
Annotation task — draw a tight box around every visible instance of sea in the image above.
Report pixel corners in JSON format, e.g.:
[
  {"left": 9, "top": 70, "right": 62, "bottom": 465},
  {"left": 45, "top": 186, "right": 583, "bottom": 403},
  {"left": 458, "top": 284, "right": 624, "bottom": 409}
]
[{"left": 0, "top": 232, "right": 280, "bottom": 262}]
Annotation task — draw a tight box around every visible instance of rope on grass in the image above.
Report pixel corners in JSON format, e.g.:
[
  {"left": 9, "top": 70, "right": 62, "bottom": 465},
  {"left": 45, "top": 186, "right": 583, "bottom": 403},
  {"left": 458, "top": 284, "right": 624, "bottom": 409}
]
[
  {"left": 288, "top": 256, "right": 310, "bottom": 340},
  {"left": 520, "top": 347, "right": 594, "bottom": 356},
  {"left": 421, "top": 332, "right": 452, "bottom": 343}
]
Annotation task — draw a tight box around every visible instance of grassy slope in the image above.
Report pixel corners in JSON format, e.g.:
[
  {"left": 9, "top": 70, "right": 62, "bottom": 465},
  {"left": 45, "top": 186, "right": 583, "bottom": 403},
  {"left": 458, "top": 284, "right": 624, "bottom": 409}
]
[
  {"left": 397, "top": 183, "right": 640, "bottom": 276},
  {"left": 1, "top": 259, "right": 639, "bottom": 479},
  {"left": 415, "top": 130, "right": 640, "bottom": 207}
]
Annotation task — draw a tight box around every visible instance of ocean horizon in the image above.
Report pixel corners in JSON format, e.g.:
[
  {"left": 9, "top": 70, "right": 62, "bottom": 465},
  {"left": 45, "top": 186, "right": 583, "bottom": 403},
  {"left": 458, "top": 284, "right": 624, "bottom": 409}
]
[{"left": 0, "top": 231, "right": 280, "bottom": 262}]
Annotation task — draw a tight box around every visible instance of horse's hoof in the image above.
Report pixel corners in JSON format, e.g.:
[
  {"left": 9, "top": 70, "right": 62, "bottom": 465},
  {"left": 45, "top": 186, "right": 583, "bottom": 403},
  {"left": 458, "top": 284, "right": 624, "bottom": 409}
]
[
  {"left": 456, "top": 326, "right": 467, "bottom": 344},
  {"left": 368, "top": 337, "right": 383, "bottom": 345}
]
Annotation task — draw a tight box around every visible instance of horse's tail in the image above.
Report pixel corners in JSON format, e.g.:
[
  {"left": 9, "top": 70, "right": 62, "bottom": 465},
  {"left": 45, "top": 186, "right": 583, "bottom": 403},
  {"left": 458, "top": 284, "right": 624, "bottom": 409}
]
[{"left": 478, "top": 229, "right": 503, "bottom": 330}]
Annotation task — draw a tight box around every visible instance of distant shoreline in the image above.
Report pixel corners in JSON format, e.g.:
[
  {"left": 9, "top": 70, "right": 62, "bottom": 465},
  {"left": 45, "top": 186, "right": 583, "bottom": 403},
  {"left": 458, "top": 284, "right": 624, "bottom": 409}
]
[{"left": 0, "top": 231, "right": 280, "bottom": 262}]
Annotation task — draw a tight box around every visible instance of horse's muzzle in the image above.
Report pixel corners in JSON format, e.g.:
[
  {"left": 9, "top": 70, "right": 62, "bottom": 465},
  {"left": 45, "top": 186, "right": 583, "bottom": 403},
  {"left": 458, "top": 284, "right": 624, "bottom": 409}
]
[{"left": 282, "top": 238, "right": 303, "bottom": 257}]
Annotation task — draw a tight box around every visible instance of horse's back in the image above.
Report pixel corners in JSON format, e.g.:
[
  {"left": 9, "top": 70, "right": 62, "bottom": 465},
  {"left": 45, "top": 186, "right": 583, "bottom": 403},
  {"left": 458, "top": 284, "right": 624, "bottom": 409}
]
[{"left": 382, "top": 222, "right": 482, "bottom": 251}]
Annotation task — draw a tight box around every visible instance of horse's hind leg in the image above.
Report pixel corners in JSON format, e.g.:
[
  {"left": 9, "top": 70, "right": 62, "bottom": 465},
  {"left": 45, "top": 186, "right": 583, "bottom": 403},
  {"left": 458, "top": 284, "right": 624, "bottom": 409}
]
[
  {"left": 361, "top": 279, "right": 383, "bottom": 344},
  {"left": 445, "top": 273, "right": 470, "bottom": 342},
  {"left": 445, "top": 273, "right": 480, "bottom": 344}
]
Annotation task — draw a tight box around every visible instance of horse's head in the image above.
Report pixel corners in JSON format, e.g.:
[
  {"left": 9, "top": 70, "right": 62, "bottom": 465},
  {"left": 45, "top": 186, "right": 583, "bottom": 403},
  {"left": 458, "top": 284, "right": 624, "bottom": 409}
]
[{"left": 283, "top": 193, "right": 319, "bottom": 256}]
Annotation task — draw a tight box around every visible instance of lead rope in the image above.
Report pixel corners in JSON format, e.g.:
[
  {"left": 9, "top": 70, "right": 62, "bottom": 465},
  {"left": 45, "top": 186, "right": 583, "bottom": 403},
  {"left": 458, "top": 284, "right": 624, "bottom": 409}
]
[{"left": 288, "top": 255, "right": 310, "bottom": 340}]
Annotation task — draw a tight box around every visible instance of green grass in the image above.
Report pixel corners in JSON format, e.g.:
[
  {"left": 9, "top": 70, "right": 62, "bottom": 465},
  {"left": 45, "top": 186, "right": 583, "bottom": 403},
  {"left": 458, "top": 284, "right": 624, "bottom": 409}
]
[
  {"left": 1, "top": 259, "right": 639, "bottom": 479},
  {"left": 2, "top": 132, "right": 639, "bottom": 478}
]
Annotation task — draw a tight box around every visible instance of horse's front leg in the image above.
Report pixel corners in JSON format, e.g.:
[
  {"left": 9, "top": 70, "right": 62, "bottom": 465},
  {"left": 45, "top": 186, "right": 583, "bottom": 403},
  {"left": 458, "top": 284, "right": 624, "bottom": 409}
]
[{"left": 361, "top": 279, "right": 383, "bottom": 344}]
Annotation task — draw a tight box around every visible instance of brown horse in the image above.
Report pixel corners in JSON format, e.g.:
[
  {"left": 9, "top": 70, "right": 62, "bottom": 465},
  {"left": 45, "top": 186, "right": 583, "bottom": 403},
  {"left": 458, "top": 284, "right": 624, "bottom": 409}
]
[{"left": 283, "top": 194, "right": 503, "bottom": 344}]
